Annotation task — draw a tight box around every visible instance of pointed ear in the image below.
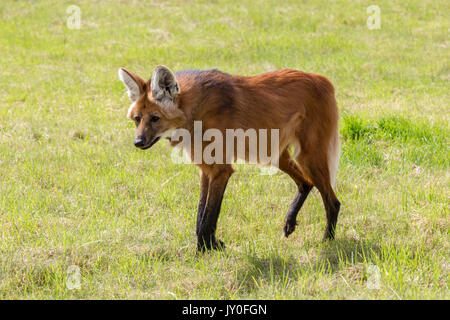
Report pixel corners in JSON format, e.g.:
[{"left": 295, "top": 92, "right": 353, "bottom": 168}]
[
  {"left": 118, "top": 68, "right": 146, "bottom": 102},
  {"left": 150, "top": 65, "right": 180, "bottom": 109}
]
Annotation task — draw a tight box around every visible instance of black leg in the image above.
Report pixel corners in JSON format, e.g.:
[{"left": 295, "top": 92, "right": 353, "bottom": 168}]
[
  {"left": 283, "top": 183, "right": 313, "bottom": 237},
  {"left": 196, "top": 172, "right": 209, "bottom": 236},
  {"left": 278, "top": 151, "right": 313, "bottom": 237},
  {"left": 323, "top": 198, "right": 340, "bottom": 240},
  {"left": 197, "top": 170, "right": 231, "bottom": 251}
]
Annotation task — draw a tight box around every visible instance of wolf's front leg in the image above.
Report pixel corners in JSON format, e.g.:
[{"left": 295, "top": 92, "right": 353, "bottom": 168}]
[
  {"left": 196, "top": 167, "right": 232, "bottom": 251},
  {"left": 196, "top": 171, "right": 209, "bottom": 237}
]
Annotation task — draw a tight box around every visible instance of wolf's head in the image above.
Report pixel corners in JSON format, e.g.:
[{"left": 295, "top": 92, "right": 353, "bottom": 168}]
[{"left": 118, "top": 66, "right": 185, "bottom": 150}]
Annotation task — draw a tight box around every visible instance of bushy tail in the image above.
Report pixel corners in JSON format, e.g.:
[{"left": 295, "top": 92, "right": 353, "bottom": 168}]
[{"left": 328, "top": 125, "right": 341, "bottom": 189}]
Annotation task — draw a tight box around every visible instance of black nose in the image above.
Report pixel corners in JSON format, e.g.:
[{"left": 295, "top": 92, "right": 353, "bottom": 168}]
[{"left": 134, "top": 137, "right": 145, "bottom": 147}]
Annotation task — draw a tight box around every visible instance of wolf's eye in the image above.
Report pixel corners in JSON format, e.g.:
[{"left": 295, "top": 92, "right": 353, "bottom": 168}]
[
  {"left": 150, "top": 115, "right": 160, "bottom": 123},
  {"left": 134, "top": 116, "right": 141, "bottom": 124}
]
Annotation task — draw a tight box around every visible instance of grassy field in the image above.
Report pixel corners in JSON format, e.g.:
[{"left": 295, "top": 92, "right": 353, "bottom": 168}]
[{"left": 0, "top": 0, "right": 448, "bottom": 299}]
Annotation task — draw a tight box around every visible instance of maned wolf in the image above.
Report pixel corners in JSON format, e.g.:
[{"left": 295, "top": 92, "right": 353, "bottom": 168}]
[{"left": 118, "top": 66, "right": 341, "bottom": 251}]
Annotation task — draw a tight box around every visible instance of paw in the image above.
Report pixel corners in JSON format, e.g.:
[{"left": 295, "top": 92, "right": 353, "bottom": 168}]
[
  {"left": 211, "top": 239, "right": 225, "bottom": 250},
  {"left": 322, "top": 229, "right": 335, "bottom": 241},
  {"left": 283, "top": 219, "right": 297, "bottom": 237},
  {"left": 197, "top": 237, "right": 225, "bottom": 252}
]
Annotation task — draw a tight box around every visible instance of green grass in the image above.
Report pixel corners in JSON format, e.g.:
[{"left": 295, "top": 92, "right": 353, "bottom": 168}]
[{"left": 0, "top": 0, "right": 448, "bottom": 299}]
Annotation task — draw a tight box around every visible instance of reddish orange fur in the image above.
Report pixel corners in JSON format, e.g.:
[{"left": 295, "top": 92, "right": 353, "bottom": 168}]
[{"left": 121, "top": 67, "right": 341, "bottom": 249}]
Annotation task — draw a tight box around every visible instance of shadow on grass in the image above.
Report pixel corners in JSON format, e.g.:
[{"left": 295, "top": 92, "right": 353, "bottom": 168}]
[
  {"left": 316, "top": 238, "right": 383, "bottom": 272},
  {"left": 238, "top": 238, "right": 382, "bottom": 291}
]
